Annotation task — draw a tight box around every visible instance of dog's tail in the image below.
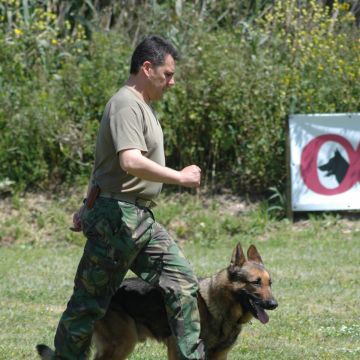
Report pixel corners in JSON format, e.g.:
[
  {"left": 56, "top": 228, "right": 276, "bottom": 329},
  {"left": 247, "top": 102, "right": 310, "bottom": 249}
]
[{"left": 36, "top": 344, "right": 54, "bottom": 360}]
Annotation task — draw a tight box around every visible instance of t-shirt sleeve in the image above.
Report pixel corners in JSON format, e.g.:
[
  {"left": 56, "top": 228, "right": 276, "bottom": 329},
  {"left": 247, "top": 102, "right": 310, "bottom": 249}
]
[{"left": 109, "top": 104, "right": 148, "bottom": 153}]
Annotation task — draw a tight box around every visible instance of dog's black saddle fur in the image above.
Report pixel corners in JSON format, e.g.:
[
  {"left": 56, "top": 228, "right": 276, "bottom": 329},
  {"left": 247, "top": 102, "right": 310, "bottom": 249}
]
[{"left": 109, "top": 278, "right": 172, "bottom": 340}]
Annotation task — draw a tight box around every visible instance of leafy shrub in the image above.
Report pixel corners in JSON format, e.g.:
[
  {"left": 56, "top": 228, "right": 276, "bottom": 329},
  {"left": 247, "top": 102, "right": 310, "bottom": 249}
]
[
  {"left": 0, "top": 5, "right": 131, "bottom": 189},
  {"left": 158, "top": 0, "right": 360, "bottom": 192},
  {"left": 0, "top": 1, "right": 359, "bottom": 193}
]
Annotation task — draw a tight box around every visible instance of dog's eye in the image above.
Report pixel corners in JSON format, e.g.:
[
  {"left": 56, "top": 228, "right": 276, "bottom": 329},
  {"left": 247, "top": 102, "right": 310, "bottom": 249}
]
[{"left": 251, "top": 278, "right": 262, "bottom": 286}]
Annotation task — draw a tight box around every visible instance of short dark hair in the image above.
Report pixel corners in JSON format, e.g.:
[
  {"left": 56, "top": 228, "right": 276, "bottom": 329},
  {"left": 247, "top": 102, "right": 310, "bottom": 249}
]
[{"left": 130, "top": 35, "right": 180, "bottom": 74}]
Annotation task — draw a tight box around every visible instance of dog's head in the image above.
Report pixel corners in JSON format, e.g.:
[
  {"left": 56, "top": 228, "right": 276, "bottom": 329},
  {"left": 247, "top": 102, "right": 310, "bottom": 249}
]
[
  {"left": 318, "top": 149, "right": 349, "bottom": 184},
  {"left": 227, "top": 242, "right": 277, "bottom": 324}
]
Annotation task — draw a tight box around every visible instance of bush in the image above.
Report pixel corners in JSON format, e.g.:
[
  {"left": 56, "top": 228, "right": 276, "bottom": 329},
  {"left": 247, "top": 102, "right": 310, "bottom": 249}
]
[
  {"left": 0, "top": 1, "right": 359, "bottom": 193},
  {"left": 158, "top": 0, "right": 359, "bottom": 192},
  {"left": 0, "top": 6, "right": 131, "bottom": 189}
]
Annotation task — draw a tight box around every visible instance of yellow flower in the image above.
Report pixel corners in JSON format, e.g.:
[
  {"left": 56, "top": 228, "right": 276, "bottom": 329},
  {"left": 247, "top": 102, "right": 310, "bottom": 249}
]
[
  {"left": 339, "top": 3, "right": 350, "bottom": 11},
  {"left": 37, "top": 21, "right": 46, "bottom": 30},
  {"left": 51, "top": 39, "right": 58, "bottom": 45},
  {"left": 14, "top": 28, "right": 23, "bottom": 36}
]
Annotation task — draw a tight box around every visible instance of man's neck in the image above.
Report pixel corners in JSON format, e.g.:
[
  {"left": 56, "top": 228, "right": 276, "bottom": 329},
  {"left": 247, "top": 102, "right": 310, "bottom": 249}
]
[{"left": 126, "top": 77, "right": 150, "bottom": 104}]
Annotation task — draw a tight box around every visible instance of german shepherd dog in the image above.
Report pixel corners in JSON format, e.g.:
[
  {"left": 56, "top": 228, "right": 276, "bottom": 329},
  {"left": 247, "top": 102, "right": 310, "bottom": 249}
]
[{"left": 37, "top": 243, "right": 277, "bottom": 360}]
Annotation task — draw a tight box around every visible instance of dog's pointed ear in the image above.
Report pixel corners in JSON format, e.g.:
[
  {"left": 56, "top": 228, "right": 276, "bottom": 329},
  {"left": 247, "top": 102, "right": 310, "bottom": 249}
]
[
  {"left": 230, "top": 242, "right": 246, "bottom": 268},
  {"left": 247, "top": 245, "right": 264, "bottom": 264}
]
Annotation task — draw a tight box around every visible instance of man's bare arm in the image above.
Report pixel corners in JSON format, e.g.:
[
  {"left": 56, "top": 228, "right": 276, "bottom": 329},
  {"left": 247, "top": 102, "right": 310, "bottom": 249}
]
[{"left": 119, "top": 148, "right": 201, "bottom": 188}]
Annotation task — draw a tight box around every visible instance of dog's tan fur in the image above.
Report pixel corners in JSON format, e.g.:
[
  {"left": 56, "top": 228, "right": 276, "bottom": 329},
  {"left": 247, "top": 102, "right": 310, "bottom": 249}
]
[{"left": 92, "top": 243, "right": 278, "bottom": 360}]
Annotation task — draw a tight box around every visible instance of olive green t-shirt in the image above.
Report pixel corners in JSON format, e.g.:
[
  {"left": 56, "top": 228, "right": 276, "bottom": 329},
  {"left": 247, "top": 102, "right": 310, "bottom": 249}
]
[{"left": 91, "top": 86, "right": 165, "bottom": 200}]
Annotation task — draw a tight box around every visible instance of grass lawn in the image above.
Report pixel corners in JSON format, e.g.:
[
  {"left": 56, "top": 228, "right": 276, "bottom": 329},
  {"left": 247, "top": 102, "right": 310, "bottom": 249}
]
[{"left": 0, "top": 192, "right": 359, "bottom": 359}]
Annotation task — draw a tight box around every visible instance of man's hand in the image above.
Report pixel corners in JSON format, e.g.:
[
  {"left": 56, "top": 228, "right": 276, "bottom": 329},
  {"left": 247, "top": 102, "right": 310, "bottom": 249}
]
[
  {"left": 179, "top": 165, "right": 201, "bottom": 188},
  {"left": 70, "top": 205, "right": 85, "bottom": 232}
]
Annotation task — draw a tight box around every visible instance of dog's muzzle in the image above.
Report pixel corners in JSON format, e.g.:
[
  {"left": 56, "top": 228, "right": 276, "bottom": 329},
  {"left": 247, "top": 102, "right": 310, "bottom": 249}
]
[
  {"left": 262, "top": 298, "right": 278, "bottom": 310},
  {"left": 248, "top": 296, "right": 278, "bottom": 325}
]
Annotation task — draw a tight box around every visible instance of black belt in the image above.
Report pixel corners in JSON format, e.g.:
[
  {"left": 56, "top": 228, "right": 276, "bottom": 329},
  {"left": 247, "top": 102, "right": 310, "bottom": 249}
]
[{"left": 99, "top": 192, "right": 155, "bottom": 208}]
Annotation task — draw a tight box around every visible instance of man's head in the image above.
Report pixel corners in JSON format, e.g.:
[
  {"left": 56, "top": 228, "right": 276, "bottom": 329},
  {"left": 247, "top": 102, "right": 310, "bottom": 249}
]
[
  {"left": 130, "top": 36, "right": 180, "bottom": 101},
  {"left": 130, "top": 35, "right": 180, "bottom": 75}
]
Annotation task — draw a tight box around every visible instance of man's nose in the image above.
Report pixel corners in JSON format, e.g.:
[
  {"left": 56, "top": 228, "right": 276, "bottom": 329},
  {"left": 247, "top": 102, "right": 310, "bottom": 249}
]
[{"left": 168, "top": 77, "right": 175, "bottom": 86}]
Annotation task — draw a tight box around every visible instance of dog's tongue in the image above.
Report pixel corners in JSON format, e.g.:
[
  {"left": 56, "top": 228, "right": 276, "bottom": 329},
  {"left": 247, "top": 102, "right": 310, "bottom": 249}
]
[{"left": 255, "top": 305, "right": 269, "bottom": 324}]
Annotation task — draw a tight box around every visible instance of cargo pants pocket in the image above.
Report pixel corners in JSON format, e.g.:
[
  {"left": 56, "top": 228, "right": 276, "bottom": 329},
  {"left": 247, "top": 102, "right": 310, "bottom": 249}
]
[{"left": 78, "top": 202, "right": 155, "bottom": 296}]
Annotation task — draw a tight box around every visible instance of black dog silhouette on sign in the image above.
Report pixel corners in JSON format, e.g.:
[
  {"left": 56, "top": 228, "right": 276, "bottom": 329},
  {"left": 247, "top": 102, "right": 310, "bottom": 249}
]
[{"left": 318, "top": 149, "right": 349, "bottom": 184}]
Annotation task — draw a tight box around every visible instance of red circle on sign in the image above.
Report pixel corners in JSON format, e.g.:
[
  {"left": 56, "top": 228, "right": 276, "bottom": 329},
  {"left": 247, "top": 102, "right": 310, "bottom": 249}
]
[{"left": 300, "top": 134, "right": 359, "bottom": 195}]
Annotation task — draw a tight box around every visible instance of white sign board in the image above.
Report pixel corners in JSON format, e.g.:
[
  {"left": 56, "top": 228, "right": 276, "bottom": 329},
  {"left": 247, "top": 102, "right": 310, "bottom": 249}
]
[{"left": 289, "top": 113, "right": 360, "bottom": 211}]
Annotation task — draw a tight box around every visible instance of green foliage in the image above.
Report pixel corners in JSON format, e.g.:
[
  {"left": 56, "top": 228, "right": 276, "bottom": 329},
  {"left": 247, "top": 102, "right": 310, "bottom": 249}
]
[
  {"left": 0, "top": 5, "right": 131, "bottom": 189},
  {"left": 158, "top": 0, "right": 360, "bottom": 192},
  {"left": 267, "top": 186, "right": 287, "bottom": 219},
  {"left": 0, "top": 1, "right": 359, "bottom": 192}
]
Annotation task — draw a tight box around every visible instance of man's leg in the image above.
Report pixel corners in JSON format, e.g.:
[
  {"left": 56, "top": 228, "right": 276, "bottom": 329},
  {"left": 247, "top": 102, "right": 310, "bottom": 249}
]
[
  {"left": 53, "top": 249, "right": 131, "bottom": 360},
  {"left": 53, "top": 199, "right": 154, "bottom": 359},
  {"left": 131, "top": 222, "right": 205, "bottom": 360}
]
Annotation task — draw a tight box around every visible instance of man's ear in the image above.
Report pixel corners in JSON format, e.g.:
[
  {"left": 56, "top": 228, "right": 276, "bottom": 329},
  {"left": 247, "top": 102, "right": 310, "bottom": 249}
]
[{"left": 142, "top": 61, "right": 153, "bottom": 77}]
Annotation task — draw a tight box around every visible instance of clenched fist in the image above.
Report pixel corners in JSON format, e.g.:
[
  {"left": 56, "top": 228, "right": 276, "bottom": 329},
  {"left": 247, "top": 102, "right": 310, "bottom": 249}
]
[{"left": 179, "top": 165, "right": 201, "bottom": 188}]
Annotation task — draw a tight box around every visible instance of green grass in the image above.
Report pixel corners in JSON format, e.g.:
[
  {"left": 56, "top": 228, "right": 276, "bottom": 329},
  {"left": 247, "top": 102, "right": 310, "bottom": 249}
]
[{"left": 0, "top": 192, "right": 359, "bottom": 359}]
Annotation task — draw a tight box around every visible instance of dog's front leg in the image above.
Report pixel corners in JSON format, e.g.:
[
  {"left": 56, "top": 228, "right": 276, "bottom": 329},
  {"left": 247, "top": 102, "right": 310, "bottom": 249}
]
[
  {"left": 165, "top": 336, "right": 182, "bottom": 360},
  {"left": 209, "top": 350, "right": 229, "bottom": 360}
]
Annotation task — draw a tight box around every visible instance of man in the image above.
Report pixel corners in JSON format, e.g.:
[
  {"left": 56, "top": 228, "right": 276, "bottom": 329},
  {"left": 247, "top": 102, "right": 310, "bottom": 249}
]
[{"left": 49, "top": 36, "right": 205, "bottom": 359}]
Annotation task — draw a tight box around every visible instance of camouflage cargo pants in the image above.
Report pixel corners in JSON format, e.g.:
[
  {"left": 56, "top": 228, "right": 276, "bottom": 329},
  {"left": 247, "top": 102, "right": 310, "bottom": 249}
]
[{"left": 53, "top": 197, "right": 204, "bottom": 360}]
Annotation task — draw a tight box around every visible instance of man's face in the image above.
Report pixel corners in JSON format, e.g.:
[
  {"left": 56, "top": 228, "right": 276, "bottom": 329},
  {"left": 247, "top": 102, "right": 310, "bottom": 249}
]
[{"left": 146, "top": 54, "right": 175, "bottom": 101}]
